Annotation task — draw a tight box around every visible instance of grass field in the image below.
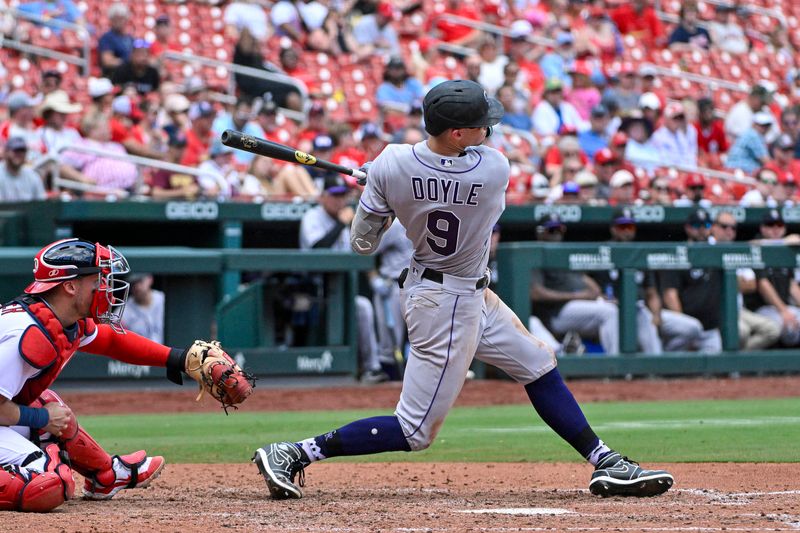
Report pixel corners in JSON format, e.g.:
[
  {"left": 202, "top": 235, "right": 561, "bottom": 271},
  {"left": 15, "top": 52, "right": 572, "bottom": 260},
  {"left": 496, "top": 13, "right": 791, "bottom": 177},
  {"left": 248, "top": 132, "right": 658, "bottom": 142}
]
[{"left": 80, "top": 397, "right": 800, "bottom": 464}]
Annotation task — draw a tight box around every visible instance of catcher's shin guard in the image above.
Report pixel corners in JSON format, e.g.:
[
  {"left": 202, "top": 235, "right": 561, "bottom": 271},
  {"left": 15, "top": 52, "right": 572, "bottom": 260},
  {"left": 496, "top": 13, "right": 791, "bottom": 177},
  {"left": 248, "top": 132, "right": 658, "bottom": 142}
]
[
  {"left": 0, "top": 444, "right": 75, "bottom": 512},
  {"left": 83, "top": 451, "right": 165, "bottom": 500},
  {"left": 34, "top": 390, "right": 114, "bottom": 481}
]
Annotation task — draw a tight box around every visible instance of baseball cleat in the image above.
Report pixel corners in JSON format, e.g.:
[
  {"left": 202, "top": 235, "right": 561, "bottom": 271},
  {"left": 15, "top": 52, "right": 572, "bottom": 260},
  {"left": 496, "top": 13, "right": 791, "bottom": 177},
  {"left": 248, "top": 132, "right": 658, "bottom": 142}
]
[
  {"left": 83, "top": 451, "right": 165, "bottom": 500},
  {"left": 253, "top": 442, "right": 307, "bottom": 500},
  {"left": 589, "top": 452, "right": 673, "bottom": 497}
]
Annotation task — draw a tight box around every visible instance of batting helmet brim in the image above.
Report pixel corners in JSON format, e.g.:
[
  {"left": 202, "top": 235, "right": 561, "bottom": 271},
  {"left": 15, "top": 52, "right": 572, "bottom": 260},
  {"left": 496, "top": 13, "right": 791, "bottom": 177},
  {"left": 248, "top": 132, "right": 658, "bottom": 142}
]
[{"left": 463, "top": 97, "right": 504, "bottom": 129}]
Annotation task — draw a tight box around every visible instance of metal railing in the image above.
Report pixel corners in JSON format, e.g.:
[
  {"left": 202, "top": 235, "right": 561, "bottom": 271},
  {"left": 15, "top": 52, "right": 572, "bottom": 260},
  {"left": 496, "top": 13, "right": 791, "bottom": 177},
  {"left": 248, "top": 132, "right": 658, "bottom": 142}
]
[
  {"left": 162, "top": 51, "right": 308, "bottom": 122},
  {"left": 0, "top": 7, "right": 91, "bottom": 76},
  {"left": 34, "top": 144, "right": 226, "bottom": 198},
  {"left": 428, "top": 13, "right": 557, "bottom": 50}
]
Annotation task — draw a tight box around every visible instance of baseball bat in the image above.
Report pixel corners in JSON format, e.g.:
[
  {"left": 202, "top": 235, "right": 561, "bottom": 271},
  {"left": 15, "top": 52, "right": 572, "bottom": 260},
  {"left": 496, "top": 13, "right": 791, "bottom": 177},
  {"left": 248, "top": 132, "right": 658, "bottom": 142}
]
[{"left": 221, "top": 129, "right": 367, "bottom": 181}]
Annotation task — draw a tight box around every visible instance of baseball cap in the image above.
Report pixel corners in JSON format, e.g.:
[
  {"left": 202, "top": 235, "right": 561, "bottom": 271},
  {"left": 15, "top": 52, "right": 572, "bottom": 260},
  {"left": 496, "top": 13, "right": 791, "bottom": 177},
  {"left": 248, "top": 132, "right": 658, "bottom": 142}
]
[
  {"left": 155, "top": 14, "right": 170, "bottom": 25},
  {"left": 360, "top": 123, "right": 381, "bottom": 139},
  {"left": 594, "top": 148, "right": 617, "bottom": 165},
  {"left": 188, "top": 101, "right": 216, "bottom": 121},
  {"left": 544, "top": 78, "right": 563, "bottom": 92},
  {"left": 753, "top": 111, "right": 773, "bottom": 126},
  {"left": 685, "top": 173, "right": 706, "bottom": 188},
  {"left": 111, "top": 95, "right": 133, "bottom": 116},
  {"left": 687, "top": 208, "right": 711, "bottom": 226},
  {"left": 758, "top": 168, "right": 779, "bottom": 184},
  {"left": 613, "top": 207, "right": 636, "bottom": 225},
  {"left": 42, "top": 69, "right": 62, "bottom": 81},
  {"left": 132, "top": 38, "right": 151, "bottom": 50},
  {"left": 575, "top": 170, "right": 598, "bottom": 187},
  {"left": 313, "top": 134, "right": 334, "bottom": 151},
  {"left": 509, "top": 19, "right": 533, "bottom": 39},
  {"left": 309, "top": 101, "right": 325, "bottom": 115},
  {"left": 590, "top": 103, "right": 609, "bottom": 117},
  {"left": 639, "top": 92, "right": 661, "bottom": 111},
  {"left": 423, "top": 79, "right": 504, "bottom": 136},
  {"left": 562, "top": 181, "right": 580, "bottom": 195},
  {"left": 6, "top": 91, "right": 33, "bottom": 113},
  {"left": 323, "top": 174, "right": 349, "bottom": 195},
  {"left": 5, "top": 136, "right": 27, "bottom": 151},
  {"left": 638, "top": 64, "right": 658, "bottom": 78},
  {"left": 537, "top": 213, "right": 565, "bottom": 229},
  {"left": 664, "top": 102, "right": 685, "bottom": 119},
  {"left": 611, "top": 132, "right": 628, "bottom": 146},
  {"left": 387, "top": 55, "right": 406, "bottom": 69},
  {"left": 377, "top": 1, "right": 395, "bottom": 19},
  {"left": 88, "top": 77, "right": 114, "bottom": 98},
  {"left": 762, "top": 208, "right": 784, "bottom": 225},
  {"left": 165, "top": 93, "right": 191, "bottom": 113},
  {"left": 569, "top": 61, "right": 592, "bottom": 78},
  {"left": 556, "top": 31, "right": 574, "bottom": 46},
  {"left": 775, "top": 133, "right": 794, "bottom": 150},
  {"left": 609, "top": 169, "right": 635, "bottom": 188},
  {"left": 531, "top": 173, "right": 550, "bottom": 198}
]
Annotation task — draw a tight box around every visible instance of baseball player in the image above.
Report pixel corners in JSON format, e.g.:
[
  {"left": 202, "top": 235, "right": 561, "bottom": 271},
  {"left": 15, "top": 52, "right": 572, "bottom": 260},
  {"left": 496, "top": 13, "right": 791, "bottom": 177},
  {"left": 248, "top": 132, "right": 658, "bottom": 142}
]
[
  {"left": 0, "top": 238, "right": 251, "bottom": 512},
  {"left": 253, "top": 80, "right": 673, "bottom": 499}
]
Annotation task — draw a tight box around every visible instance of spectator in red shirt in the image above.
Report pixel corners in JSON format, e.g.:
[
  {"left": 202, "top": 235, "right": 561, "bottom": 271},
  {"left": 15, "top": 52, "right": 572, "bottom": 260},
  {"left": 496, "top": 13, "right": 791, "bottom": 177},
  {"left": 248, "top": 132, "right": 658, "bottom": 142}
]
[
  {"left": 765, "top": 134, "right": 800, "bottom": 183},
  {"left": 150, "top": 133, "right": 200, "bottom": 200},
  {"left": 297, "top": 101, "right": 329, "bottom": 149},
  {"left": 694, "top": 97, "right": 728, "bottom": 167},
  {"left": 148, "top": 15, "right": 180, "bottom": 59},
  {"left": 181, "top": 101, "right": 217, "bottom": 167},
  {"left": 109, "top": 95, "right": 163, "bottom": 160},
  {"left": 429, "top": 0, "right": 483, "bottom": 47},
  {"left": 610, "top": 0, "right": 666, "bottom": 48}
]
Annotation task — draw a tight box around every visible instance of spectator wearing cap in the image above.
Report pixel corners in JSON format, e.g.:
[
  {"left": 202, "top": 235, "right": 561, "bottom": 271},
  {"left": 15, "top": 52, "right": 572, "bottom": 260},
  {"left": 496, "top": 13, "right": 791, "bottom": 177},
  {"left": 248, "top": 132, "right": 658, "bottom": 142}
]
[
  {"left": 224, "top": 0, "right": 269, "bottom": 42},
  {"left": 376, "top": 56, "right": 425, "bottom": 115},
  {"left": 107, "top": 94, "right": 165, "bottom": 161},
  {"left": 544, "top": 135, "right": 588, "bottom": 182},
  {"left": 355, "top": 123, "right": 387, "bottom": 163},
  {"left": 556, "top": 181, "right": 582, "bottom": 205},
  {"left": 621, "top": 112, "right": 660, "bottom": 172},
  {"left": 539, "top": 31, "right": 575, "bottom": 89},
  {"left": 531, "top": 78, "right": 588, "bottom": 137},
  {"left": 707, "top": 3, "right": 747, "bottom": 54},
  {"left": 649, "top": 176, "right": 674, "bottom": 205},
  {"left": 530, "top": 214, "right": 620, "bottom": 354},
  {"left": 668, "top": 1, "right": 711, "bottom": 50},
  {"left": 725, "top": 85, "right": 773, "bottom": 141},
  {"left": 638, "top": 65, "right": 665, "bottom": 103},
  {"left": 739, "top": 167, "right": 779, "bottom": 207},
  {"left": 351, "top": 1, "right": 401, "bottom": 58},
  {"left": 299, "top": 172, "right": 387, "bottom": 382},
  {"left": 181, "top": 101, "right": 217, "bottom": 167},
  {"left": 608, "top": 169, "right": 636, "bottom": 206},
  {"left": 674, "top": 173, "right": 713, "bottom": 209},
  {"left": 111, "top": 38, "right": 160, "bottom": 95},
  {"left": 744, "top": 210, "right": 800, "bottom": 346},
  {"left": 575, "top": 170, "right": 601, "bottom": 205},
  {"left": 650, "top": 102, "right": 698, "bottom": 167},
  {"left": 660, "top": 208, "right": 723, "bottom": 353},
  {"left": 0, "top": 91, "right": 42, "bottom": 161},
  {"left": 297, "top": 101, "right": 329, "bottom": 145},
  {"left": 589, "top": 208, "right": 663, "bottom": 354},
  {"left": 505, "top": 21, "right": 546, "bottom": 98},
  {"left": 60, "top": 112, "right": 138, "bottom": 194},
  {"left": 638, "top": 92, "right": 662, "bottom": 130},
  {"left": 150, "top": 133, "right": 200, "bottom": 200},
  {"left": 725, "top": 112, "right": 773, "bottom": 174},
  {"left": 497, "top": 85, "right": 533, "bottom": 131},
  {"left": 694, "top": 97, "right": 729, "bottom": 166},
  {"left": 0, "top": 137, "right": 46, "bottom": 201},
  {"left": 305, "top": 134, "right": 337, "bottom": 186},
  {"left": 254, "top": 98, "right": 294, "bottom": 147},
  {"left": 593, "top": 148, "right": 617, "bottom": 200},
  {"left": 574, "top": 6, "right": 623, "bottom": 61},
  {"left": 578, "top": 104, "right": 611, "bottom": 160},
  {"left": 162, "top": 93, "right": 191, "bottom": 142},
  {"left": 38, "top": 70, "right": 63, "bottom": 100},
  {"left": 37, "top": 90, "right": 82, "bottom": 156},
  {"left": 765, "top": 134, "right": 800, "bottom": 185},
  {"left": 608, "top": 131, "right": 630, "bottom": 165},
  {"left": 98, "top": 3, "right": 134, "bottom": 77},
  {"left": 148, "top": 15, "right": 180, "bottom": 59},
  {"left": 709, "top": 211, "right": 781, "bottom": 351},
  {"left": 86, "top": 77, "right": 115, "bottom": 116},
  {"left": 212, "top": 98, "right": 266, "bottom": 167},
  {"left": 610, "top": 0, "right": 665, "bottom": 48}
]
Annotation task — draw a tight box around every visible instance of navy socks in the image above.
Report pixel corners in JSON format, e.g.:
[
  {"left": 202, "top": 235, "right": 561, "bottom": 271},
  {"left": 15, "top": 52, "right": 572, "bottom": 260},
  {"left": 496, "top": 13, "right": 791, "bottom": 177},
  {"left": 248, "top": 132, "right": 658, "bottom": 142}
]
[{"left": 298, "top": 415, "right": 411, "bottom": 462}]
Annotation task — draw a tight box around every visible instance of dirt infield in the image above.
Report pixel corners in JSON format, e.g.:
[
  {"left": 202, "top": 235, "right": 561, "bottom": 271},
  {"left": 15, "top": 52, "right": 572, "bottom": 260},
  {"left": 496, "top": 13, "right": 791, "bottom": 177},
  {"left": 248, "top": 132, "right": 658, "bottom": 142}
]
[{"left": 3, "top": 376, "right": 797, "bottom": 531}]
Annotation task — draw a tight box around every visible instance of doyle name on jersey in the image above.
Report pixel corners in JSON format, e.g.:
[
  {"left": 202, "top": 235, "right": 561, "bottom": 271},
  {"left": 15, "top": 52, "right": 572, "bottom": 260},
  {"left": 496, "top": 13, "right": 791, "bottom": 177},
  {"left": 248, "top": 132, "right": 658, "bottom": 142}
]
[{"left": 411, "top": 176, "right": 483, "bottom": 206}]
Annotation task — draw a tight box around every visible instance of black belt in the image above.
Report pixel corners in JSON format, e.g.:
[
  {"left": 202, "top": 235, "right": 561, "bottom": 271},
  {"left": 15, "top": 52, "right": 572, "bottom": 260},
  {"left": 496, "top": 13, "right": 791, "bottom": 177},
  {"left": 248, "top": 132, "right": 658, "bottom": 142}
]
[{"left": 398, "top": 267, "right": 489, "bottom": 290}]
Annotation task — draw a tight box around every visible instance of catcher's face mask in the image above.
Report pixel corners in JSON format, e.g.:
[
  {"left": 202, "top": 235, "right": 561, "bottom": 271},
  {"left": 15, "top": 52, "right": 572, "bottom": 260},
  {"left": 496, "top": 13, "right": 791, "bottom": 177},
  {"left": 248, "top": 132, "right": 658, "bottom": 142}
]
[{"left": 91, "top": 244, "right": 130, "bottom": 333}]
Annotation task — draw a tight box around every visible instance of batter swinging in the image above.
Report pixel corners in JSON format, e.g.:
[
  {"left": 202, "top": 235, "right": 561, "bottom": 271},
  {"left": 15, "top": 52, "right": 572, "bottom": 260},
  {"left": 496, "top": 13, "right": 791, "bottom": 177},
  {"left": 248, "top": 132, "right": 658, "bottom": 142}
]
[{"left": 253, "top": 80, "right": 673, "bottom": 499}]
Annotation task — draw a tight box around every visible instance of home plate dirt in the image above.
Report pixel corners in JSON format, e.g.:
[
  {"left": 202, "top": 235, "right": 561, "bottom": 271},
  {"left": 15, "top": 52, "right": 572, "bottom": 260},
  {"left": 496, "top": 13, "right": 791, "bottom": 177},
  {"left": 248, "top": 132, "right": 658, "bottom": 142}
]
[{"left": 2, "top": 376, "right": 796, "bottom": 532}]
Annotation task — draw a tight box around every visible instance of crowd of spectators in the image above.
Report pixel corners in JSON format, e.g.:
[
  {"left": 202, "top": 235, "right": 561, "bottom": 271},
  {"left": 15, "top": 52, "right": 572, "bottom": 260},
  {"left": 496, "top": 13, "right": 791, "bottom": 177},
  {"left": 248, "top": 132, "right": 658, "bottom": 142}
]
[{"left": 0, "top": 0, "right": 797, "bottom": 208}]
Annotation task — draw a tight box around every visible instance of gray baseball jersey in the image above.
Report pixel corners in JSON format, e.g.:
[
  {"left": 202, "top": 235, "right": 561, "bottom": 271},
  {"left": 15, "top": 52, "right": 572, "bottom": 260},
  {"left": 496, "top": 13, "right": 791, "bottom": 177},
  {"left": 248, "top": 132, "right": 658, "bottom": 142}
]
[
  {"left": 358, "top": 140, "right": 555, "bottom": 451},
  {"left": 360, "top": 142, "right": 508, "bottom": 278}
]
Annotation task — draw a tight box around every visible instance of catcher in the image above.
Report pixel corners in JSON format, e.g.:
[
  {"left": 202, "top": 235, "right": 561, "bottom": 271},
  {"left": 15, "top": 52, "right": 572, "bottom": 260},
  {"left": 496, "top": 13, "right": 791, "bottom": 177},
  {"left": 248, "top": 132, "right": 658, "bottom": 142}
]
[{"left": 0, "top": 238, "right": 253, "bottom": 512}]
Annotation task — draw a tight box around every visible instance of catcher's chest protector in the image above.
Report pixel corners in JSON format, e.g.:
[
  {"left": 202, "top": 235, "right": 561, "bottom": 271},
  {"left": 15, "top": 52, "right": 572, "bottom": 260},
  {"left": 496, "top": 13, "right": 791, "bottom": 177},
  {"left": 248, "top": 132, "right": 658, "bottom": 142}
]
[{"left": 9, "top": 296, "right": 95, "bottom": 405}]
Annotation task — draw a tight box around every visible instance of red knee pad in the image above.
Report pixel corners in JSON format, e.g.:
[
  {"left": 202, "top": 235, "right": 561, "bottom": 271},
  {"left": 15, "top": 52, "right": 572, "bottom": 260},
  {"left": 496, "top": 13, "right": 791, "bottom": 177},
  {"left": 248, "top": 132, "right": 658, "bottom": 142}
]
[{"left": 0, "top": 445, "right": 74, "bottom": 512}]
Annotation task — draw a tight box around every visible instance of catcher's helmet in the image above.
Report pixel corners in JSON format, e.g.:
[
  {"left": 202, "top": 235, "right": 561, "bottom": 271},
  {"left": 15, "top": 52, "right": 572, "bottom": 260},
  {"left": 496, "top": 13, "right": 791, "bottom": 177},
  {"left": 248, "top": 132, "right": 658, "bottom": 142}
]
[
  {"left": 423, "top": 79, "right": 504, "bottom": 136},
  {"left": 25, "top": 238, "right": 131, "bottom": 333}
]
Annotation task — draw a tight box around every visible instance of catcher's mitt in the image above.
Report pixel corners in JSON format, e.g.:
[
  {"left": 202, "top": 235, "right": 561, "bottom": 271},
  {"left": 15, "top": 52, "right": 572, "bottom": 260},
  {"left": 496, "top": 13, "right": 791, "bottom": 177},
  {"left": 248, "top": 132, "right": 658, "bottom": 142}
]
[{"left": 183, "top": 340, "right": 255, "bottom": 413}]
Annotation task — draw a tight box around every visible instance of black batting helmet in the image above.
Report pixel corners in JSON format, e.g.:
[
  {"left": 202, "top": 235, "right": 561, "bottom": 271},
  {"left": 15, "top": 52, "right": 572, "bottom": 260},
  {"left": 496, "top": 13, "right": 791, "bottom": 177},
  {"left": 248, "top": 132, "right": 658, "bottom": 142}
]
[{"left": 423, "top": 80, "right": 504, "bottom": 136}]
